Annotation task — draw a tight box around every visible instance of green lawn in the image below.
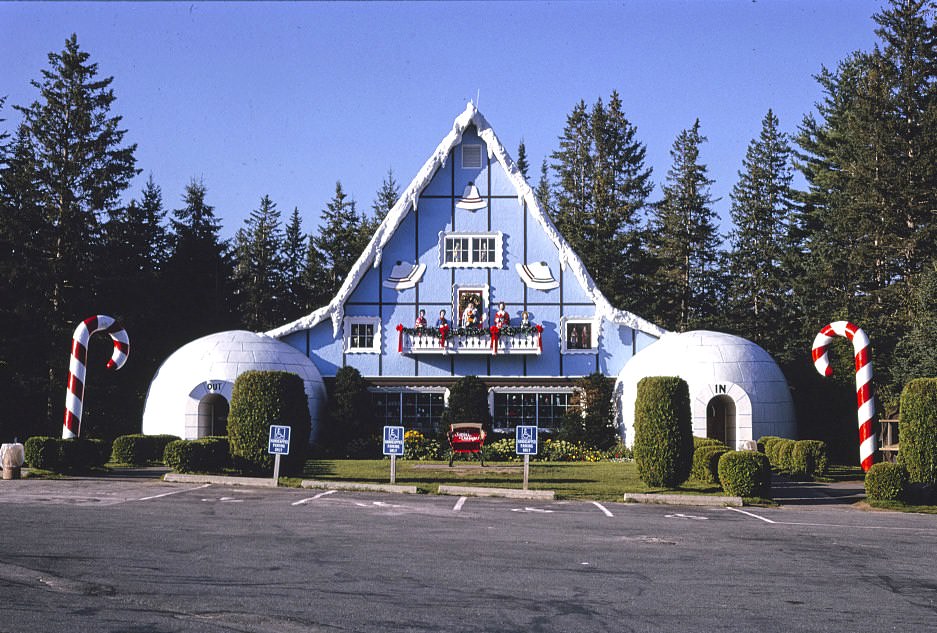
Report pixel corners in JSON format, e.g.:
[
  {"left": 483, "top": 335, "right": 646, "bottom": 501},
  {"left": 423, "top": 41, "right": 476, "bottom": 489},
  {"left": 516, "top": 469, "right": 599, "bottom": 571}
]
[{"left": 301, "top": 459, "right": 723, "bottom": 501}]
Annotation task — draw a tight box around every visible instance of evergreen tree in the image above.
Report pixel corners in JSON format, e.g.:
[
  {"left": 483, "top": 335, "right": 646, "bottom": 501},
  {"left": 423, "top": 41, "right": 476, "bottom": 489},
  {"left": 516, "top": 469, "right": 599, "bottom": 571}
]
[
  {"left": 307, "top": 181, "right": 365, "bottom": 306},
  {"left": 232, "top": 194, "right": 288, "bottom": 331},
  {"left": 371, "top": 168, "right": 400, "bottom": 223},
  {"left": 647, "top": 119, "right": 721, "bottom": 332},
  {"left": 4, "top": 35, "right": 138, "bottom": 432},
  {"left": 164, "top": 179, "right": 235, "bottom": 344},
  {"left": 726, "top": 110, "right": 800, "bottom": 357},
  {"left": 534, "top": 159, "right": 552, "bottom": 215},
  {"left": 893, "top": 261, "right": 937, "bottom": 388},
  {"left": 282, "top": 207, "right": 309, "bottom": 317},
  {"left": 516, "top": 139, "right": 530, "bottom": 181},
  {"left": 550, "top": 93, "right": 653, "bottom": 308}
]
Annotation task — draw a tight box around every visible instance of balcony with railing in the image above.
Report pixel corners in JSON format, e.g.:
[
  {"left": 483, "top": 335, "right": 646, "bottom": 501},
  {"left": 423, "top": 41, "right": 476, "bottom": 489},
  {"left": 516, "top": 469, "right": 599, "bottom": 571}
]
[{"left": 395, "top": 324, "right": 542, "bottom": 355}]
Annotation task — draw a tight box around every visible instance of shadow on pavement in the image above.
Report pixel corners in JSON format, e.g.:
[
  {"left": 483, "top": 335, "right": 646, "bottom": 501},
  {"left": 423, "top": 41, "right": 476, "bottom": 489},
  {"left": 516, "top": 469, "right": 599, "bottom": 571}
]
[{"left": 771, "top": 473, "right": 866, "bottom": 506}]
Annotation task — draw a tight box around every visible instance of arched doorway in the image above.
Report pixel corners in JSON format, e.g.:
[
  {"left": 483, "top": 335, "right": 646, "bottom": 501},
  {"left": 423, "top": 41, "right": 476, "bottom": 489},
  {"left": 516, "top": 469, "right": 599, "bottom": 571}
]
[
  {"left": 706, "top": 395, "right": 736, "bottom": 446},
  {"left": 197, "top": 394, "right": 229, "bottom": 437}
]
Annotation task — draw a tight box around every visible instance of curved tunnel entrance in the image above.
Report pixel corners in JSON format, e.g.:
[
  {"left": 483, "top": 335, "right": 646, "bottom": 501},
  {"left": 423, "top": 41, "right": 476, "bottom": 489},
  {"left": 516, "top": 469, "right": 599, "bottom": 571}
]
[
  {"left": 197, "top": 393, "right": 229, "bottom": 437},
  {"left": 706, "top": 395, "right": 736, "bottom": 446}
]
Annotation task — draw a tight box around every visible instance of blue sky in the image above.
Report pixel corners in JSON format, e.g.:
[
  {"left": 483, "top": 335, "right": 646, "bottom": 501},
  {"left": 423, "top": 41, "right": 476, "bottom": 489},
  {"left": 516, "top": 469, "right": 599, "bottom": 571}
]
[{"left": 1, "top": 1, "right": 881, "bottom": 240}]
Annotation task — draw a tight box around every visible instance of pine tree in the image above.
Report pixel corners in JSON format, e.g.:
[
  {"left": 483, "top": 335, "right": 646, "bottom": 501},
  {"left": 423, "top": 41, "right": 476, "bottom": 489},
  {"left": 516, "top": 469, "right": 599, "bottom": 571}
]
[
  {"left": 647, "top": 119, "right": 721, "bottom": 332},
  {"left": 516, "top": 139, "right": 530, "bottom": 181},
  {"left": 282, "top": 207, "right": 309, "bottom": 317},
  {"left": 232, "top": 194, "right": 288, "bottom": 331},
  {"left": 307, "top": 182, "right": 365, "bottom": 306},
  {"left": 726, "top": 110, "right": 800, "bottom": 357},
  {"left": 371, "top": 168, "right": 400, "bottom": 223},
  {"left": 534, "top": 159, "right": 552, "bottom": 215},
  {"left": 164, "top": 179, "right": 235, "bottom": 344},
  {"left": 6, "top": 35, "right": 138, "bottom": 431},
  {"left": 550, "top": 94, "right": 653, "bottom": 308}
]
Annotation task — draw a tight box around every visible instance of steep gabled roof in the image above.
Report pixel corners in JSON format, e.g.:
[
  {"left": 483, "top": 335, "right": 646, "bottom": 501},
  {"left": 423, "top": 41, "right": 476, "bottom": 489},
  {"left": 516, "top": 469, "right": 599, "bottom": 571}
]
[{"left": 267, "top": 102, "right": 666, "bottom": 340}]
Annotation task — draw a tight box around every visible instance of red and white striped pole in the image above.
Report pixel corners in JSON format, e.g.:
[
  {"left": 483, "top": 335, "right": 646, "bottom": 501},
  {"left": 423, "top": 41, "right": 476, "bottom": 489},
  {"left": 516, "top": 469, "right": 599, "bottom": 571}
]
[
  {"left": 811, "top": 321, "right": 876, "bottom": 471},
  {"left": 63, "top": 315, "right": 130, "bottom": 439}
]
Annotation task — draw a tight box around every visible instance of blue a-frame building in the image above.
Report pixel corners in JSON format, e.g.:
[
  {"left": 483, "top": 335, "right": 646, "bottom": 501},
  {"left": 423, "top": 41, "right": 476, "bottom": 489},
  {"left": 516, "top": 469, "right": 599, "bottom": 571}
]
[{"left": 268, "top": 103, "right": 664, "bottom": 434}]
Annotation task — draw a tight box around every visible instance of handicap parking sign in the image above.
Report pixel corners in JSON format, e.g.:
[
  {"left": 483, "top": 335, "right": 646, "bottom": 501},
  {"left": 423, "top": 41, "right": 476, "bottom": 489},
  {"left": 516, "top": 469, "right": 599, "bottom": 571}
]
[
  {"left": 268, "top": 425, "right": 291, "bottom": 455},
  {"left": 515, "top": 425, "right": 538, "bottom": 455},
  {"left": 383, "top": 426, "right": 405, "bottom": 456}
]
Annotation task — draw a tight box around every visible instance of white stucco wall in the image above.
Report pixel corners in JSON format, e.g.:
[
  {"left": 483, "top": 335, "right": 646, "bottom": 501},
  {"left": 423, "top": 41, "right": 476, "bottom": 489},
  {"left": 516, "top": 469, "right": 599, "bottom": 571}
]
[
  {"left": 614, "top": 330, "right": 796, "bottom": 449},
  {"left": 141, "top": 330, "right": 326, "bottom": 442}
]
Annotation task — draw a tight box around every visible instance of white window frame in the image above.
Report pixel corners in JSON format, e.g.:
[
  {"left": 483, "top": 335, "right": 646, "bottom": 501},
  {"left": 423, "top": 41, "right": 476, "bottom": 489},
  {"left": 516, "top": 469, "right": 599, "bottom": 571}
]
[
  {"left": 452, "top": 283, "right": 490, "bottom": 327},
  {"left": 462, "top": 144, "right": 483, "bottom": 169},
  {"left": 488, "top": 387, "right": 579, "bottom": 432},
  {"left": 343, "top": 317, "right": 382, "bottom": 354},
  {"left": 439, "top": 231, "right": 503, "bottom": 269},
  {"left": 559, "top": 316, "right": 600, "bottom": 354}
]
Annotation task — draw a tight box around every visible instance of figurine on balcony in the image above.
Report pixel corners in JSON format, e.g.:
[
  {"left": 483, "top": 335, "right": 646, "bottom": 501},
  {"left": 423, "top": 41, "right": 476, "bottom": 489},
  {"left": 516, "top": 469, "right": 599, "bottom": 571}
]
[
  {"left": 520, "top": 311, "right": 531, "bottom": 328},
  {"left": 414, "top": 309, "right": 427, "bottom": 330},
  {"left": 462, "top": 298, "right": 479, "bottom": 328},
  {"left": 494, "top": 302, "right": 510, "bottom": 329},
  {"left": 435, "top": 309, "right": 448, "bottom": 328},
  {"left": 436, "top": 309, "right": 450, "bottom": 348}
]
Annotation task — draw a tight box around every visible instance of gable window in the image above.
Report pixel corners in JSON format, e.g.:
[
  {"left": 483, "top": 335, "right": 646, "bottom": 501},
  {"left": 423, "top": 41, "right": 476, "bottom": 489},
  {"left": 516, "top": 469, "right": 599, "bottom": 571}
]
[
  {"left": 440, "top": 232, "right": 503, "bottom": 268},
  {"left": 559, "top": 317, "right": 599, "bottom": 354},
  {"left": 462, "top": 144, "right": 483, "bottom": 169},
  {"left": 343, "top": 317, "right": 381, "bottom": 354}
]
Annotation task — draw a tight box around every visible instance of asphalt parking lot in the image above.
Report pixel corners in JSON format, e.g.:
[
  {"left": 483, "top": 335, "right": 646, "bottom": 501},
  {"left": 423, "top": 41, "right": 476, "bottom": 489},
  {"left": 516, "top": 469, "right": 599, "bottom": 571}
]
[{"left": 2, "top": 477, "right": 936, "bottom": 633}]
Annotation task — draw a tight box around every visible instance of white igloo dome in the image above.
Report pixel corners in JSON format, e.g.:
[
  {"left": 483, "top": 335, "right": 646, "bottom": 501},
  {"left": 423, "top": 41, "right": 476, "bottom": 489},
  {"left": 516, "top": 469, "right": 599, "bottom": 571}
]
[
  {"left": 614, "top": 330, "right": 795, "bottom": 449},
  {"left": 142, "top": 330, "right": 326, "bottom": 442}
]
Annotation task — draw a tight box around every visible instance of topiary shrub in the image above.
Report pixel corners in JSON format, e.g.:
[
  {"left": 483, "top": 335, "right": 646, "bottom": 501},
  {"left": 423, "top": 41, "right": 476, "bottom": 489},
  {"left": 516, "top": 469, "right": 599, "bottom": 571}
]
[
  {"left": 865, "top": 462, "right": 908, "bottom": 501},
  {"left": 790, "top": 440, "right": 828, "bottom": 479},
  {"left": 442, "top": 376, "right": 492, "bottom": 435},
  {"left": 633, "top": 376, "right": 693, "bottom": 487},
  {"left": 227, "top": 371, "right": 311, "bottom": 476},
  {"left": 557, "top": 373, "right": 617, "bottom": 450},
  {"left": 718, "top": 450, "right": 771, "bottom": 498},
  {"left": 163, "top": 437, "right": 230, "bottom": 474},
  {"left": 774, "top": 438, "right": 796, "bottom": 473},
  {"left": 320, "top": 366, "right": 375, "bottom": 457},
  {"left": 691, "top": 445, "right": 729, "bottom": 483},
  {"left": 24, "top": 436, "right": 59, "bottom": 470},
  {"left": 757, "top": 436, "right": 782, "bottom": 454},
  {"left": 898, "top": 378, "right": 937, "bottom": 486},
  {"left": 111, "top": 434, "right": 180, "bottom": 465}
]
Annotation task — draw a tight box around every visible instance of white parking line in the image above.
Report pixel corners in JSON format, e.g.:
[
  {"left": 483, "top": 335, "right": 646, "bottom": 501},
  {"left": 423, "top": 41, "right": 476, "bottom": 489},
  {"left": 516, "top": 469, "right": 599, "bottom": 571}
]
[
  {"left": 591, "top": 501, "right": 614, "bottom": 517},
  {"left": 453, "top": 496, "right": 467, "bottom": 512},
  {"left": 291, "top": 490, "right": 337, "bottom": 506},
  {"left": 137, "top": 484, "right": 210, "bottom": 501},
  {"left": 727, "top": 507, "right": 776, "bottom": 523}
]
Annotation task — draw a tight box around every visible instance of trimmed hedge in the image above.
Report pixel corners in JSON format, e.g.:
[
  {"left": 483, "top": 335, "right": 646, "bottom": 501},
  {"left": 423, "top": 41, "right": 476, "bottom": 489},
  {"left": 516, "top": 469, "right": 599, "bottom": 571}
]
[
  {"left": 691, "top": 445, "right": 729, "bottom": 483},
  {"left": 227, "top": 370, "right": 311, "bottom": 476},
  {"left": 23, "top": 436, "right": 110, "bottom": 473},
  {"left": 773, "top": 438, "right": 796, "bottom": 473},
  {"left": 757, "top": 436, "right": 782, "bottom": 454},
  {"left": 865, "top": 462, "right": 908, "bottom": 501},
  {"left": 111, "top": 434, "right": 180, "bottom": 465},
  {"left": 898, "top": 378, "right": 937, "bottom": 485},
  {"left": 693, "top": 437, "right": 728, "bottom": 450},
  {"left": 633, "top": 376, "right": 693, "bottom": 487},
  {"left": 718, "top": 450, "right": 771, "bottom": 498},
  {"left": 790, "top": 440, "right": 829, "bottom": 479},
  {"left": 163, "top": 437, "right": 230, "bottom": 474}
]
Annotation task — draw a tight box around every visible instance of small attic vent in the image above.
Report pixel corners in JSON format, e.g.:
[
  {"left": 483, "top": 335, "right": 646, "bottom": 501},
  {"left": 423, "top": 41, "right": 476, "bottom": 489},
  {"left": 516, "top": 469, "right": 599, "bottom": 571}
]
[{"left": 462, "top": 144, "right": 483, "bottom": 169}]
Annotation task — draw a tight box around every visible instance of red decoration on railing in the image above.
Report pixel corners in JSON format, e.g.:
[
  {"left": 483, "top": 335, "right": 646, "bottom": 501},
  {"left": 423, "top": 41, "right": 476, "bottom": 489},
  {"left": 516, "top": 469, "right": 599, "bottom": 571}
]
[
  {"left": 490, "top": 325, "right": 500, "bottom": 354},
  {"left": 396, "top": 324, "right": 404, "bottom": 353},
  {"left": 439, "top": 323, "right": 450, "bottom": 348},
  {"left": 535, "top": 324, "right": 543, "bottom": 351}
]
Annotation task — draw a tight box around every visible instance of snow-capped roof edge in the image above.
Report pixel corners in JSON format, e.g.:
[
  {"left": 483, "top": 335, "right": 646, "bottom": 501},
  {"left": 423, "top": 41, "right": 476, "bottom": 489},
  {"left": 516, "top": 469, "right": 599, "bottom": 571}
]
[{"left": 266, "top": 102, "right": 667, "bottom": 340}]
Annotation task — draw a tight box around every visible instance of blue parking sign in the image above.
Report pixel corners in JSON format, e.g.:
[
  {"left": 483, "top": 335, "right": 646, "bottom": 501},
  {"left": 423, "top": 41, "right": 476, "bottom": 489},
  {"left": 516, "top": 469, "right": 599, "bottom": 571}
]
[
  {"left": 515, "top": 425, "right": 538, "bottom": 455},
  {"left": 268, "top": 425, "right": 291, "bottom": 455},
  {"left": 383, "top": 426, "right": 405, "bottom": 456}
]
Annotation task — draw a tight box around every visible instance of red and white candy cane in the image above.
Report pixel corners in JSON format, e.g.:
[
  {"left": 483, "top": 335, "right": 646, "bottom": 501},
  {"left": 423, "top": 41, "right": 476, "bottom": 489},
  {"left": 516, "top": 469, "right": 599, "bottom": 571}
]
[
  {"left": 63, "top": 315, "right": 129, "bottom": 439},
  {"left": 811, "top": 321, "right": 876, "bottom": 471}
]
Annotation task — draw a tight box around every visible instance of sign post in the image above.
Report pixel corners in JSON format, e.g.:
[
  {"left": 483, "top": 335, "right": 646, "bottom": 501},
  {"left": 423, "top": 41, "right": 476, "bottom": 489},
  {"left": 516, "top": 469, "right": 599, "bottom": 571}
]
[
  {"left": 383, "top": 425, "right": 405, "bottom": 484},
  {"left": 515, "top": 425, "right": 538, "bottom": 490},
  {"left": 268, "top": 425, "right": 291, "bottom": 485}
]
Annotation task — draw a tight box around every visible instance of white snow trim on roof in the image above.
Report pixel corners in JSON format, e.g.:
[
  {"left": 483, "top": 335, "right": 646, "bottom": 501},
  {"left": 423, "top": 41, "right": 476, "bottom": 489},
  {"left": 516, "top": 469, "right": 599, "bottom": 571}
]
[{"left": 266, "top": 102, "right": 666, "bottom": 340}]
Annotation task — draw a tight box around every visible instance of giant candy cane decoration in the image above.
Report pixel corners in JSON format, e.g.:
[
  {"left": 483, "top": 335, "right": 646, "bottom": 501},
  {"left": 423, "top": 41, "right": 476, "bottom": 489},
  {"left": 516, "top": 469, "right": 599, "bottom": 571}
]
[
  {"left": 811, "top": 321, "right": 876, "bottom": 471},
  {"left": 63, "top": 315, "right": 130, "bottom": 439}
]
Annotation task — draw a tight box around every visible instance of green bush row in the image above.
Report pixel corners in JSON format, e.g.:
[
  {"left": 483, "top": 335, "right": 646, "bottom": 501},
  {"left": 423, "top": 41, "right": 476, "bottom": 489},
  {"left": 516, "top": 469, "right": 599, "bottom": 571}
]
[
  {"left": 691, "top": 444, "right": 730, "bottom": 484},
  {"left": 633, "top": 377, "right": 693, "bottom": 487},
  {"left": 163, "top": 437, "right": 230, "bottom": 474},
  {"left": 24, "top": 436, "right": 110, "bottom": 473},
  {"left": 760, "top": 436, "right": 828, "bottom": 480},
  {"left": 899, "top": 378, "right": 937, "bottom": 486},
  {"left": 111, "top": 434, "right": 179, "bottom": 465}
]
